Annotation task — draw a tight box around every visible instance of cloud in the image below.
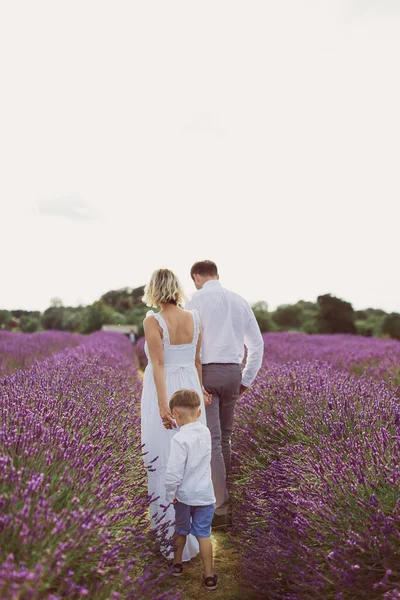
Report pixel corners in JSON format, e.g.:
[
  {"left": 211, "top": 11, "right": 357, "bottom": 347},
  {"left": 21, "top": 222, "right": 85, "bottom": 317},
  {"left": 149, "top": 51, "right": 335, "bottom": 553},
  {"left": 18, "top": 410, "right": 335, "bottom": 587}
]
[
  {"left": 182, "top": 112, "right": 226, "bottom": 138},
  {"left": 36, "top": 195, "right": 99, "bottom": 222}
]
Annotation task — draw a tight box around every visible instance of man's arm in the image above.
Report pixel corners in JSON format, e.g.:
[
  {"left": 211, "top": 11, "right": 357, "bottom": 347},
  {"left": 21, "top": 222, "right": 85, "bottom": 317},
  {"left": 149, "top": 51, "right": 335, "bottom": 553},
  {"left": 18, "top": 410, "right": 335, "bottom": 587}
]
[
  {"left": 165, "top": 438, "right": 187, "bottom": 503},
  {"left": 241, "top": 306, "right": 264, "bottom": 393}
]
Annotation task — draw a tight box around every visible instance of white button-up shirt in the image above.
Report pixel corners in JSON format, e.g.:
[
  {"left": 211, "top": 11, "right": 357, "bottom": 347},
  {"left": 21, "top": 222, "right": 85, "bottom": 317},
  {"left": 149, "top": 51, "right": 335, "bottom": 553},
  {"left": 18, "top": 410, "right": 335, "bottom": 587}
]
[
  {"left": 165, "top": 421, "right": 216, "bottom": 506},
  {"left": 186, "top": 280, "right": 264, "bottom": 387}
]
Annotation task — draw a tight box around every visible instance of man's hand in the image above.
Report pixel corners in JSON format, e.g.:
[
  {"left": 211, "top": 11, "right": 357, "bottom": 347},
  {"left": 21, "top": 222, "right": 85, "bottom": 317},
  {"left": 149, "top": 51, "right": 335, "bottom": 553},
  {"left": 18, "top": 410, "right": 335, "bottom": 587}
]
[{"left": 239, "top": 384, "right": 248, "bottom": 396}]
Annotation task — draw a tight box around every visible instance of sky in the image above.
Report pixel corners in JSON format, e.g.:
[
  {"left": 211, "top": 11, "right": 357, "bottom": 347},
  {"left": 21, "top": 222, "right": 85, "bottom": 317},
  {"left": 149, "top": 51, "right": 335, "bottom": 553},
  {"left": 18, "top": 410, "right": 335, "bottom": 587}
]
[{"left": 0, "top": 0, "right": 399, "bottom": 313}]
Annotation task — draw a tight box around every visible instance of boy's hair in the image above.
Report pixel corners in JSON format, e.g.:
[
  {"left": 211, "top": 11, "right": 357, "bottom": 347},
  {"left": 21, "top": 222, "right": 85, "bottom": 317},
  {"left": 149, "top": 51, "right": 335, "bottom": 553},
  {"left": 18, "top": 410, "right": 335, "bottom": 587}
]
[
  {"left": 190, "top": 260, "right": 218, "bottom": 280},
  {"left": 169, "top": 389, "right": 201, "bottom": 412}
]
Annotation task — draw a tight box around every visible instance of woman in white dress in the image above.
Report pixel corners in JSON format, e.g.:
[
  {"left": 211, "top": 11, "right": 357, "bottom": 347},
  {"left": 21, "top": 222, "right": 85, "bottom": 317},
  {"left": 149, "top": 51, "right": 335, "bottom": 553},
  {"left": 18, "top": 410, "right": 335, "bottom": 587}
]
[{"left": 141, "top": 269, "right": 210, "bottom": 561}]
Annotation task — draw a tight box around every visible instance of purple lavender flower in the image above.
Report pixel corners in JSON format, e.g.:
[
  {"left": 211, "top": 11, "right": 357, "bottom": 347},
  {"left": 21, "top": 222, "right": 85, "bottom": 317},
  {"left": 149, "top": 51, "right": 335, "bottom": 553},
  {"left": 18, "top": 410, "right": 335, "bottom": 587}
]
[
  {"left": 0, "top": 332, "right": 180, "bottom": 599},
  {"left": 231, "top": 333, "right": 400, "bottom": 599}
]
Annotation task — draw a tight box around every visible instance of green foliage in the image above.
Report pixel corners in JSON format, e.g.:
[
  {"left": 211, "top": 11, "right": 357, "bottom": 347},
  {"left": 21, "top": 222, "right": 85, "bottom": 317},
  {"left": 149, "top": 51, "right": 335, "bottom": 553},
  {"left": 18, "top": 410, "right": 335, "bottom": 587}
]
[
  {"left": 100, "top": 286, "right": 145, "bottom": 313},
  {"left": 365, "top": 308, "right": 387, "bottom": 317},
  {"left": 381, "top": 313, "right": 400, "bottom": 340},
  {"left": 355, "top": 310, "right": 368, "bottom": 320},
  {"left": 41, "top": 306, "right": 66, "bottom": 331},
  {"left": 355, "top": 320, "right": 373, "bottom": 337},
  {"left": 22, "top": 286, "right": 148, "bottom": 335},
  {"left": 354, "top": 308, "right": 387, "bottom": 338},
  {"left": 10, "top": 309, "right": 40, "bottom": 319},
  {"left": 123, "top": 304, "right": 149, "bottom": 337},
  {"left": 251, "top": 302, "right": 276, "bottom": 332},
  {"left": 0, "top": 310, "right": 11, "bottom": 328},
  {"left": 301, "top": 319, "right": 318, "bottom": 334},
  {"left": 41, "top": 306, "right": 87, "bottom": 333},
  {"left": 61, "top": 307, "right": 90, "bottom": 333},
  {"left": 317, "top": 294, "right": 357, "bottom": 334},
  {"left": 81, "top": 302, "right": 118, "bottom": 334},
  {"left": 273, "top": 304, "right": 303, "bottom": 330},
  {"left": 131, "top": 285, "right": 145, "bottom": 304},
  {"left": 19, "top": 316, "right": 40, "bottom": 333},
  {"left": 356, "top": 315, "right": 385, "bottom": 337},
  {"left": 295, "top": 301, "right": 318, "bottom": 334}
]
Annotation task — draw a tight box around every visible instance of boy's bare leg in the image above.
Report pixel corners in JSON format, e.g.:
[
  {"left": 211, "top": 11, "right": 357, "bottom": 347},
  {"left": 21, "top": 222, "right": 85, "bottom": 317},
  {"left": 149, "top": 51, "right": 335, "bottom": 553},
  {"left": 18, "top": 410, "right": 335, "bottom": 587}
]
[
  {"left": 174, "top": 535, "right": 186, "bottom": 564},
  {"left": 198, "top": 537, "right": 213, "bottom": 578}
]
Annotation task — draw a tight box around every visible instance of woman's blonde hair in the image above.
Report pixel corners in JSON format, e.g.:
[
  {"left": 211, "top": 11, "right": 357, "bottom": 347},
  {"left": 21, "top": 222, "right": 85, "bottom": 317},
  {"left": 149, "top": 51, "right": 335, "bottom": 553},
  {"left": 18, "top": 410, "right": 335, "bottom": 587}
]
[{"left": 143, "top": 269, "right": 186, "bottom": 308}]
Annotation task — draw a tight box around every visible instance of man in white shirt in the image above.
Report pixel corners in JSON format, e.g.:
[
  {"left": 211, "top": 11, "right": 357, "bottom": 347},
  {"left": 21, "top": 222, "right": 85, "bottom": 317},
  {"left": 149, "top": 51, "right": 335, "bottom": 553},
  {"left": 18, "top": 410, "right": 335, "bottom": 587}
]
[{"left": 186, "top": 260, "right": 264, "bottom": 524}]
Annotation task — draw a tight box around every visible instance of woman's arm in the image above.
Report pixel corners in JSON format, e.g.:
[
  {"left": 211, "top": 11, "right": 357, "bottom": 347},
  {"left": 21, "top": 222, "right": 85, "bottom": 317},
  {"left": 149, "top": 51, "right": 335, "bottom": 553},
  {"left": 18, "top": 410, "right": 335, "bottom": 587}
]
[
  {"left": 143, "top": 316, "right": 174, "bottom": 428},
  {"left": 195, "top": 327, "right": 212, "bottom": 406},
  {"left": 195, "top": 327, "right": 203, "bottom": 387}
]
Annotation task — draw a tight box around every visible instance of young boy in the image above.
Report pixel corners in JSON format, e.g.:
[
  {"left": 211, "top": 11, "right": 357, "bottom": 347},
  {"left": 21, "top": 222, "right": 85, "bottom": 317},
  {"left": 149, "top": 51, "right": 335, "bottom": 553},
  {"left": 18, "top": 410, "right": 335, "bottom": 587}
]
[{"left": 165, "top": 389, "right": 218, "bottom": 591}]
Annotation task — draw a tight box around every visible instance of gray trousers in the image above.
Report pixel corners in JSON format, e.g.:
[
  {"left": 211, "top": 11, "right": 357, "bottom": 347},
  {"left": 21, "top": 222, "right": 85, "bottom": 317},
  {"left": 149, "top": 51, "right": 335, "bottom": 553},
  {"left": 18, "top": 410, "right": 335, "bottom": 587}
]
[{"left": 202, "top": 363, "right": 242, "bottom": 516}]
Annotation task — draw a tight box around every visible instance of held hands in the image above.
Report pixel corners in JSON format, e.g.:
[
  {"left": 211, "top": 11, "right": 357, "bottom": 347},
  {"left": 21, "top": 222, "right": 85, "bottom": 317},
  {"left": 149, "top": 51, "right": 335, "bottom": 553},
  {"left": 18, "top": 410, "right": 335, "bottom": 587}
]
[
  {"left": 159, "top": 404, "right": 175, "bottom": 430},
  {"left": 203, "top": 389, "right": 213, "bottom": 407}
]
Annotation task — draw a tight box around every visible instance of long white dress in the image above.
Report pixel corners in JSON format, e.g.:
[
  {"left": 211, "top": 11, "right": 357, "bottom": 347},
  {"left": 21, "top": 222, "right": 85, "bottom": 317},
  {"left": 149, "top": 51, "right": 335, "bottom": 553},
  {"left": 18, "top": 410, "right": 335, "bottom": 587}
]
[{"left": 141, "top": 309, "right": 206, "bottom": 561}]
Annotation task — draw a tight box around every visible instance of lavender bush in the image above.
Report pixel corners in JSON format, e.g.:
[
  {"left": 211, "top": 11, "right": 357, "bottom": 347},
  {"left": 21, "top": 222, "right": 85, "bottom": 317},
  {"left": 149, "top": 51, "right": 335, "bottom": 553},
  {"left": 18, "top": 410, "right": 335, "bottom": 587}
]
[
  {"left": 261, "top": 332, "right": 400, "bottom": 387},
  {"left": 232, "top": 333, "right": 400, "bottom": 599},
  {"left": 0, "top": 332, "right": 178, "bottom": 600},
  {"left": 0, "top": 331, "right": 82, "bottom": 377}
]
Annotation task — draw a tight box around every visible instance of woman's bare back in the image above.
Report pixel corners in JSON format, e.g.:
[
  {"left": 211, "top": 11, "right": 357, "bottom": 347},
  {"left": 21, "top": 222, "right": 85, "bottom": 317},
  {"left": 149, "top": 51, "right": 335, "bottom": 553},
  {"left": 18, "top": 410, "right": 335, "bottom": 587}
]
[{"left": 158, "top": 307, "right": 195, "bottom": 345}]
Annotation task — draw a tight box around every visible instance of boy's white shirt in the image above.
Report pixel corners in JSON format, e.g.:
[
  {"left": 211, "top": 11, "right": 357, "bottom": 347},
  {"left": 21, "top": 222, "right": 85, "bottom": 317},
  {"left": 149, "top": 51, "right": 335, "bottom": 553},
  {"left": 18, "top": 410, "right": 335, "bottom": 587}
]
[{"left": 165, "top": 421, "right": 216, "bottom": 506}]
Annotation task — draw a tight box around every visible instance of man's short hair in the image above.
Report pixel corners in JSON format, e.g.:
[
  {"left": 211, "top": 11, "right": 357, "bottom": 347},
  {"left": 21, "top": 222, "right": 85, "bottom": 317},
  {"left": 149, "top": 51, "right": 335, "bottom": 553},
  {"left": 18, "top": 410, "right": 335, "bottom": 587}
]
[
  {"left": 190, "top": 260, "right": 218, "bottom": 280},
  {"left": 169, "top": 389, "right": 201, "bottom": 411}
]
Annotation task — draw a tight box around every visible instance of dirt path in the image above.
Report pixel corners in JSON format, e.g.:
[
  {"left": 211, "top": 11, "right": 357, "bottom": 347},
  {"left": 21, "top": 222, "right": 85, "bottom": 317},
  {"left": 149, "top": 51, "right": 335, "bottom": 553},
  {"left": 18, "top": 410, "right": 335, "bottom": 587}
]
[{"left": 167, "top": 530, "right": 253, "bottom": 600}]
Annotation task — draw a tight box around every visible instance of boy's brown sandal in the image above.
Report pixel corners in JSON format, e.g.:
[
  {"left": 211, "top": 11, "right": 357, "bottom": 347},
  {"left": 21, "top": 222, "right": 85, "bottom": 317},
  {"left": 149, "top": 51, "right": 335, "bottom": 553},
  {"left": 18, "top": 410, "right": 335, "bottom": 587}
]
[
  {"left": 172, "top": 563, "right": 183, "bottom": 577},
  {"left": 203, "top": 574, "right": 218, "bottom": 590}
]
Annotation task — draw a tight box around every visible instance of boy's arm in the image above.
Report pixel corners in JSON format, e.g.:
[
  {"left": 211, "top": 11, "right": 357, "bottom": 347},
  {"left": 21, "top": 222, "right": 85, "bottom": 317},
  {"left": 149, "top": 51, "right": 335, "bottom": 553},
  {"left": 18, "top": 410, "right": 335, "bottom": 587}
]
[{"left": 165, "top": 438, "right": 187, "bottom": 503}]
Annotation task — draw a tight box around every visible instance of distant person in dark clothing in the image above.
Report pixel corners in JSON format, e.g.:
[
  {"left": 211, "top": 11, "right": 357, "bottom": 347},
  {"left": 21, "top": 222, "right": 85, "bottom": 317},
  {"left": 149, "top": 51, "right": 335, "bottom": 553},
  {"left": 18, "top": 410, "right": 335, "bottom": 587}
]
[{"left": 129, "top": 328, "right": 137, "bottom": 345}]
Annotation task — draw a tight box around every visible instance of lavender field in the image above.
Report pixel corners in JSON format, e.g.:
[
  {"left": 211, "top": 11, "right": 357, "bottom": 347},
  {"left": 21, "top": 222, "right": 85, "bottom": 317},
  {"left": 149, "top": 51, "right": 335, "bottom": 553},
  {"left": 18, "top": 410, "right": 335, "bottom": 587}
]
[
  {"left": 232, "top": 333, "right": 400, "bottom": 599},
  {"left": 0, "top": 332, "right": 178, "bottom": 600},
  {"left": 1, "top": 331, "right": 399, "bottom": 599}
]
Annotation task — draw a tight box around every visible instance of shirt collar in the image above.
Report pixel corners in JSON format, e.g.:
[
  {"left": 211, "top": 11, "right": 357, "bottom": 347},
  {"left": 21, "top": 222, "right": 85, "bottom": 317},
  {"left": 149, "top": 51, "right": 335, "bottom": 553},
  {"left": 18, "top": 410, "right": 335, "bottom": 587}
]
[
  {"left": 202, "top": 280, "right": 221, "bottom": 290},
  {"left": 179, "top": 421, "right": 200, "bottom": 430}
]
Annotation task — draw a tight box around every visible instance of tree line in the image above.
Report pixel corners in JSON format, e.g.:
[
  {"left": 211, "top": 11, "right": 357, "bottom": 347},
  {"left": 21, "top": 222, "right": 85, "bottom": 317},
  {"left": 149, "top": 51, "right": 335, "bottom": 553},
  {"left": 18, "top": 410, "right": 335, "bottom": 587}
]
[
  {"left": 253, "top": 295, "right": 400, "bottom": 339},
  {"left": 1, "top": 288, "right": 399, "bottom": 340}
]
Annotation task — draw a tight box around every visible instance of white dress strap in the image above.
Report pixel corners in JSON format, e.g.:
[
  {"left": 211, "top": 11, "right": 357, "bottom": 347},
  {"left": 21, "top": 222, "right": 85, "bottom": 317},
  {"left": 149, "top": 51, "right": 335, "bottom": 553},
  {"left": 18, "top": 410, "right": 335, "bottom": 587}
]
[
  {"left": 146, "top": 310, "right": 170, "bottom": 345},
  {"left": 191, "top": 309, "right": 200, "bottom": 345}
]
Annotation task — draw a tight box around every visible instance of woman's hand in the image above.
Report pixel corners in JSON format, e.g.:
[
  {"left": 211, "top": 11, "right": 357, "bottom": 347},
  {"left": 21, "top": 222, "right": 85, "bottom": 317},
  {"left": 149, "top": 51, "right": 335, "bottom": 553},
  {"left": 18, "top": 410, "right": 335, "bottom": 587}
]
[
  {"left": 203, "top": 389, "right": 213, "bottom": 407},
  {"left": 159, "top": 404, "right": 175, "bottom": 429}
]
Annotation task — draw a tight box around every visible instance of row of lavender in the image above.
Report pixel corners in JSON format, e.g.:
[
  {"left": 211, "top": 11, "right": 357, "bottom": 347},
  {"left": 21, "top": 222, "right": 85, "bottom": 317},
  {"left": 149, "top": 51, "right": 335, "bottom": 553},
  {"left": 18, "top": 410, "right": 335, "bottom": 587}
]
[
  {"left": 261, "top": 332, "right": 400, "bottom": 388},
  {"left": 232, "top": 333, "right": 400, "bottom": 599},
  {"left": 0, "top": 331, "right": 82, "bottom": 378},
  {"left": 0, "top": 332, "right": 178, "bottom": 600}
]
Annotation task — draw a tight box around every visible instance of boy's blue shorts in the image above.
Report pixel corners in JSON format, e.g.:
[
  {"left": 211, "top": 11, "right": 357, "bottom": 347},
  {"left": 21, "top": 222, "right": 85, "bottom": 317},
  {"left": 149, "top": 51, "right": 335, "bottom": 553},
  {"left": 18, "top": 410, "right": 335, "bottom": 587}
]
[{"left": 174, "top": 501, "right": 215, "bottom": 538}]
